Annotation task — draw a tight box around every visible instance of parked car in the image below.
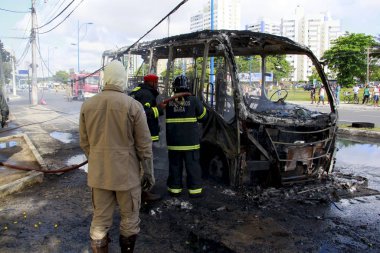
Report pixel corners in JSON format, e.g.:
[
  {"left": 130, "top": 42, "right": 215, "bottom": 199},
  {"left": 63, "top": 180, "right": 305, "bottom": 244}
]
[{"left": 303, "top": 84, "right": 314, "bottom": 91}]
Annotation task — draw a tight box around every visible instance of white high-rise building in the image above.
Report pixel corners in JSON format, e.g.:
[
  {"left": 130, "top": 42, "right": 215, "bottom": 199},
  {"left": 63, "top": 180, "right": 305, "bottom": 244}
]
[
  {"left": 244, "top": 6, "right": 342, "bottom": 81},
  {"left": 190, "top": 0, "right": 241, "bottom": 32},
  {"left": 246, "top": 17, "right": 281, "bottom": 36},
  {"left": 281, "top": 6, "right": 342, "bottom": 81}
]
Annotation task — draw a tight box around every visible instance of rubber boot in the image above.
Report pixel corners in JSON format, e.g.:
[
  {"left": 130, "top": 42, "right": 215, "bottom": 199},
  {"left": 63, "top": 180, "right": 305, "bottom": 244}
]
[
  {"left": 142, "top": 191, "right": 161, "bottom": 202},
  {"left": 90, "top": 235, "right": 109, "bottom": 253},
  {"left": 120, "top": 234, "right": 137, "bottom": 253}
]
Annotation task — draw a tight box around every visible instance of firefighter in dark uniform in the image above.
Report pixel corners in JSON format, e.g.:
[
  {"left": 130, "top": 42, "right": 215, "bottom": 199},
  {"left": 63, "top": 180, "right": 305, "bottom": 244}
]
[
  {"left": 130, "top": 74, "right": 163, "bottom": 201},
  {"left": 166, "top": 75, "right": 208, "bottom": 198}
]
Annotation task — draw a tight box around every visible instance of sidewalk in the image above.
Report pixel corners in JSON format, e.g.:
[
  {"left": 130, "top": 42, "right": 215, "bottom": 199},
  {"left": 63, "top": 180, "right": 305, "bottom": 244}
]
[{"left": 290, "top": 100, "right": 380, "bottom": 111}]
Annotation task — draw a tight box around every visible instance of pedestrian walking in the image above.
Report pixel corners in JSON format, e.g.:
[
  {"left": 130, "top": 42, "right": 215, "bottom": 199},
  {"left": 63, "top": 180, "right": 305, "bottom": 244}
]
[
  {"left": 0, "top": 90, "right": 9, "bottom": 128},
  {"left": 317, "top": 86, "right": 325, "bottom": 105},
  {"left": 310, "top": 85, "right": 316, "bottom": 104},
  {"left": 335, "top": 84, "right": 341, "bottom": 105},
  {"left": 362, "top": 85, "right": 370, "bottom": 104},
  {"left": 129, "top": 73, "right": 164, "bottom": 202},
  {"left": 353, "top": 84, "right": 359, "bottom": 102},
  {"left": 373, "top": 85, "right": 379, "bottom": 107},
  {"left": 165, "top": 75, "right": 208, "bottom": 198},
  {"left": 79, "top": 60, "right": 154, "bottom": 253}
]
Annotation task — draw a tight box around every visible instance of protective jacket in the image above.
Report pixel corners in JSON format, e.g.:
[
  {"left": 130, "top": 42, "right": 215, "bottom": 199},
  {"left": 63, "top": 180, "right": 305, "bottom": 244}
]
[
  {"left": 165, "top": 95, "right": 207, "bottom": 150},
  {"left": 0, "top": 91, "right": 9, "bottom": 121},
  {"left": 80, "top": 84, "right": 152, "bottom": 191},
  {"left": 129, "top": 83, "right": 163, "bottom": 142}
]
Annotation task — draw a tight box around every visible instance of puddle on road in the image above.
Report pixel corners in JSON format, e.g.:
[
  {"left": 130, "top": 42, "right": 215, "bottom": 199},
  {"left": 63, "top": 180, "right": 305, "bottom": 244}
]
[
  {"left": 66, "top": 154, "right": 88, "bottom": 173},
  {"left": 49, "top": 131, "right": 73, "bottom": 144},
  {"left": 0, "top": 141, "right": 19, "bottom": 149},
  {"left": 336, "top": 139, "right": 380, "bottom": 191}
]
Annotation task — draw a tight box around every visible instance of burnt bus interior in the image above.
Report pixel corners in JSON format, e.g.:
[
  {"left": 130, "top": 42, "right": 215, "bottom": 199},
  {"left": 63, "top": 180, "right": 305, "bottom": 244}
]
[{"left": 102, "top": 30, "right": 338, "bottom": 187}]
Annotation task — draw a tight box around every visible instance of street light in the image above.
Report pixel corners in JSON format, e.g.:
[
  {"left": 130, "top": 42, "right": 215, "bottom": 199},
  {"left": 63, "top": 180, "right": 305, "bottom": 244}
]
[{"left": 74, "top": 21, "right": 93, "bottom": 73}]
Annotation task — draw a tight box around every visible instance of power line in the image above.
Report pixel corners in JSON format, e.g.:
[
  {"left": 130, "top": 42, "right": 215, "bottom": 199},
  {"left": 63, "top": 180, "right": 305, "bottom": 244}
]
[
  {"left": 37, "top": 0, "right": 75, "bottom": 29},
  {"left": 0, "top": 36, "right": 28, "bottom": 39},
  {"left": 73, "top": 0, "right": 190, "bottom": 84},
  {"left": 38, "top": 0, "right": 84, "bottom": 34},
  {"left": 43, "top": 0, "right": 69, "bottom": 25},
  {"left": 0, "top": 7, "right": 29, "bottom": 13}
]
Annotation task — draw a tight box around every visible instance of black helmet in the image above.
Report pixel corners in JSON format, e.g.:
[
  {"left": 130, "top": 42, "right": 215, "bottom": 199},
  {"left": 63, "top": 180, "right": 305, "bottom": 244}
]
[{"left": 172, "top": 75, "right": 190, "bottom": 92}]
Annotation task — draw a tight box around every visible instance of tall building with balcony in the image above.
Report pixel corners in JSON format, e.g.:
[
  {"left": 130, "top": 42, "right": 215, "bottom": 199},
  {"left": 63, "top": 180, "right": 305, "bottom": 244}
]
[{"left": 190, "top": 0, "right": 241, "bottom": 32}]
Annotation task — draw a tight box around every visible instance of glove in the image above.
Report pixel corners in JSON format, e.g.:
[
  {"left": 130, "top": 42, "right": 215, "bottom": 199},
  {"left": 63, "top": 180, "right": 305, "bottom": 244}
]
[{"left": 140, "top": 158, "right": 155, "bottom": 191}]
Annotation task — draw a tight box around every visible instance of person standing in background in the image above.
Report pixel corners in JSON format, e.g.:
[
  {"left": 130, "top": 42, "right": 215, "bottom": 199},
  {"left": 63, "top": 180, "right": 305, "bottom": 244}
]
[
  {"left": 335, "top": 84, "right": 341, "bottom": 105},
  {"left": 318, "top": 86, "right": 325, "bottom": 105},
  {"left": 373, "top": 85, "right": 379, "bottom": 107},
  {"left": 362, "top": 84, "right": 370, "bottom": 104}
]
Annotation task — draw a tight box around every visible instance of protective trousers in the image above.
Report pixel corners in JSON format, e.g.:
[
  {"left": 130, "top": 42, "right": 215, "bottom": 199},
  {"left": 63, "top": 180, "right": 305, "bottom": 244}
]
[
  {"left": 90, "top": 186, "right": 141, "bottom": 240},
  {"left": 167, "top": 150, "right": 202, "bottom": 195}
]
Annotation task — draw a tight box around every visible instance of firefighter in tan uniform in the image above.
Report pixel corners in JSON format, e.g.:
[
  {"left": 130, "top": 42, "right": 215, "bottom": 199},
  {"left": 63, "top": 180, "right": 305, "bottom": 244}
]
[{"left": 80, "top": 60, "right": 154, "bottom": 253}]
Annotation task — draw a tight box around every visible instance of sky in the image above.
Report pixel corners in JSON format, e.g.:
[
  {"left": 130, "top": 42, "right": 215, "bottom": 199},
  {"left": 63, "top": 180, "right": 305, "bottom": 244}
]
[{"left": 0, "top": 0, "right": 379, "bottom": 78}]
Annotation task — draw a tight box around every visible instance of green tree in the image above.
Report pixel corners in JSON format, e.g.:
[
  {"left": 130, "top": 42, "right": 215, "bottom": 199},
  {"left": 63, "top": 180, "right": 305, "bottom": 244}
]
[
  {"left": 0, "top": 40, "right": 11, "bottom": 88},
  {"left": 322, "top": 33, "right": 379, "bottom": 87},
  {"left": 308, "top": 67, "right": 322, "bottom": 83},
  {"left": 53, "top": 70, "right": 69, "bottom": 83},
  {"left": 266, "top": 55, "right": 293, "bottom": 81}
]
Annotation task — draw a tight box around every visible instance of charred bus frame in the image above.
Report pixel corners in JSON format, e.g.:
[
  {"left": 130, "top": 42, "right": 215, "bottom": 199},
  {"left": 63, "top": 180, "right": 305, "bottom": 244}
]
[{"left": 102, "top": 30, "right": 338, "bottom": 186}]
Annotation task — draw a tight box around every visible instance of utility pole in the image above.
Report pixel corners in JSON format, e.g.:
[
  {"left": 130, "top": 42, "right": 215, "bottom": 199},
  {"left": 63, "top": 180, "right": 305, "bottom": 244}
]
[
  {"left": 31, "top": 0, "right": 38, "bottom": 105},
  {"left": 210, "top": 0, "right": 214, "bottom": 106},
  {"left": 10, "top": 53, "right": 16, "bottom": 96}
]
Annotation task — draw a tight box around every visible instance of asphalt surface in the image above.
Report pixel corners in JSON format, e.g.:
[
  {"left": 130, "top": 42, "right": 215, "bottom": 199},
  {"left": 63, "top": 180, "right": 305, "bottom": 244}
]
[{"left": 0, "top": 89, "right": 379, "bottom": 253}]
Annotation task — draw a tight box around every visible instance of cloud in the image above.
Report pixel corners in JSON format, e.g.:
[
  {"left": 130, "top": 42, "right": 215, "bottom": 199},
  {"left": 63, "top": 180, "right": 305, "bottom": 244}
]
[{"left": 5, "top": 0, "right": 379, "bottom": 76}]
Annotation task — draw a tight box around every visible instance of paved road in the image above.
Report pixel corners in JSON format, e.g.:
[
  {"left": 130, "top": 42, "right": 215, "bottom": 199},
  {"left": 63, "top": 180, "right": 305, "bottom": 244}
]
[
  {"left": 9, "top": 90, "right": 380, "bottom": 127},
  {"left": 290, "top": 101, "right": 380, "bottom": 126}
]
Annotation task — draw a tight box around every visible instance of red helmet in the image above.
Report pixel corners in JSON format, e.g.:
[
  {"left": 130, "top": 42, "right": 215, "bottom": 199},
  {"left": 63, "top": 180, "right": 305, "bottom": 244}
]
[{"left": 144, "top": 74, "right": 158, "bottom": 83}]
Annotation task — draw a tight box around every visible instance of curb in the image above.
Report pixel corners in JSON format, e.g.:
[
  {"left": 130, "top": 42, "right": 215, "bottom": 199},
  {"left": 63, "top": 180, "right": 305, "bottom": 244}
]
[{"left": 337, "top": 128, "right": 380, "bottom": 140}]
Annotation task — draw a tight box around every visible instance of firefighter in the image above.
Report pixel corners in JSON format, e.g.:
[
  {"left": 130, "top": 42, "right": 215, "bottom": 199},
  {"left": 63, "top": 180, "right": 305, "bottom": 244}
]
[
  {"left": 129, "top": 74, "right": 163, "bottom": 202},
  {"left": 0, "top": 90, "right": 9, "bottom": 128},
  {"left": 80, "top": 60, "right": 154, "bottom": 253},
  {"left": 165, "top": 75, "right": 208, "bottom": 198}
]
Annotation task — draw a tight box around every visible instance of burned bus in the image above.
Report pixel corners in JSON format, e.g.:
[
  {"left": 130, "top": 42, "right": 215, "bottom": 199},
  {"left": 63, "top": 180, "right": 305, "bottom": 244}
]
[{"left": 102, "top": 30, "right": 338, "bottom": 187}]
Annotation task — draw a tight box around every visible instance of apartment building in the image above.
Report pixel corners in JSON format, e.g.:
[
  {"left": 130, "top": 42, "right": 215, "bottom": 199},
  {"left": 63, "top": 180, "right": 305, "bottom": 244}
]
[
  {"left": 246, "top": 17, "right": 281, "bottom": 36},
  {"left": 190, "top": 0, "right": 241, "bottom": 32},
  {"left": 282, "top": 6, "right": 342, "bottom": 81}
]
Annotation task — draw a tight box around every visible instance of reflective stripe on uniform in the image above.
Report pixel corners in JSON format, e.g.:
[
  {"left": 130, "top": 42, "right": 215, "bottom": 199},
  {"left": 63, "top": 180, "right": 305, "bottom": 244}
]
[
  {"left": 189, "top": 188, "right": 202, "bottom": 194},
  {"left": 152, "top": 107, "right": 159, "bottom": 118},
  {"left": 132, "top": 87, "right": 141, "bottom": 92},
  {"left": 151, "top": 135, "right": 159, "bottom": 141},
  {"left": 168, "top": 187, "right": 182, "bottom": 194},
  {"left": 144, "top": 102, "right": 151, "bottom": 107},
  {"left": 167, "top": 144, "right": 200, "bottom": 151},
  {"left": 166, "top": 117, "right": 197, "bottom": 123},
  {"left": 197, "top": 107, "right": 207, "bottom": 120}
]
